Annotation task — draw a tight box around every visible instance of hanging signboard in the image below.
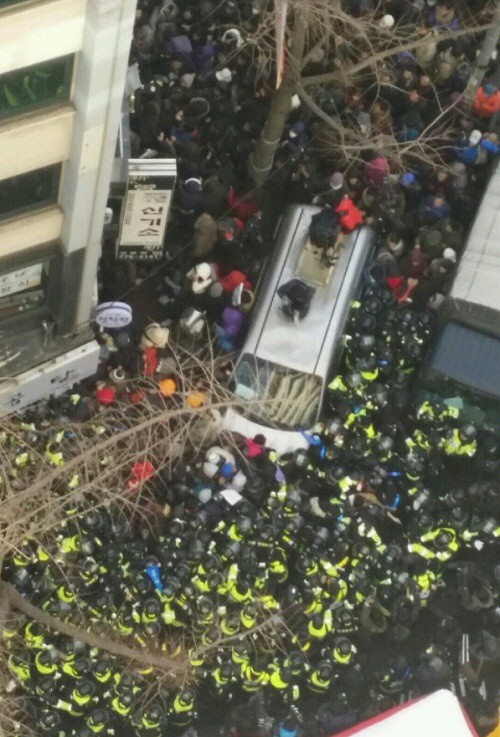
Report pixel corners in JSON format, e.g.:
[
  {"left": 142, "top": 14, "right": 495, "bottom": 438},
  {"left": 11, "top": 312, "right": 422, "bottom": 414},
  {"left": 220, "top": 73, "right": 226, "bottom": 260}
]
[{"left": 117, "top": 158, "right": 177, "bottom": 261}]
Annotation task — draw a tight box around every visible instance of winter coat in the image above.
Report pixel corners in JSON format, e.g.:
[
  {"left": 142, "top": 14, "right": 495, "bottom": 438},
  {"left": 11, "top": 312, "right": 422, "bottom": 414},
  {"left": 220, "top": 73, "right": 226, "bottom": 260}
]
[
  {"left": 191, "top": 44, "right": 216, "bottom": 77},
  {"left": 220, "top": 307, "right": 244, "bottom": 338},
  {"left": 472, "top": 87, "right": 500, "bottom": 118},
  {"left": 334, "top": 197, "right": 363, "bottom": 233},
  {"left": 193, "top": 213, "right": 218, "bottom": 258},
  {"left": 364, "top": 156, "right": 389, "bottom": 186}
]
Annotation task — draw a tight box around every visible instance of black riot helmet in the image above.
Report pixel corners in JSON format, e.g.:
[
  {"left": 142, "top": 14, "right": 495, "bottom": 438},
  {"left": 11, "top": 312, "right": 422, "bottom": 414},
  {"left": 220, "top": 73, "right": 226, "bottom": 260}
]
[
  {"left": 334, "top": 636, "right": 353, "bottom": 656},
  {"left": 235, "top": 515, "right": 252, "bottom": 535},
  {"left": 80, "top": 535, "right": 96, "bottom": 556},
  {"left": 358, "top": 334, "right": 376, "bottom": 353},
  {"left": 362, "top": 296, "right": 383, "bottom": 315},
  {"left": 133, "top": 573, "right": 153, "bottom": 596},
  {"left": 88, "top": 709, "right": 110, "bottom": 727},
  {"left": 376, "top": 345, "right": 395, "bottom": 370},
  {"left": 81, "top": 510, "right": 109, "bottom": 534},
  {"left": 75, "top": 680, "right": 95, "bottom": 697},
  {"left": 188, "top": 538, "right": 205, "bottom": 562},
  {"left": 356, "top": 312, "right": 377, "bottom": 334},
  {"left": 380, "top": 287, "right": 395, "bottom": 307},
  {"left": 144, "top": 598, "right": 161, "bottom": 617},
  {"left": 375, "top": 435, "right": 394, "bottom": 455},
  {"left": 73, "top": 657, "right": 91, "bottom": 676},
  {"left": 40, "top": 712, "right": 62, "bottom": 731},
  {"left": 405, "top": 454, "right": 425, "bottom": 478},
  {"left": 393, "top": 370, "right": 409, "bottom": 388},
  {"left": 460, "top": 424, "right": 477, "bottom": 442},
  {"left": 434, "top": 530, "right": 453, "bottom": 549},
  {"left": 346, "top": 371, "right": 363, "bottom": 389},
  {"left": 404, "top": 341, "right": 422, "bottom": 361},
  {"left": 356, "top": 355, "right": 377, "bottom": 373},
  {"left": 143, "top": 621, "right": 162, "bottom": 638}
]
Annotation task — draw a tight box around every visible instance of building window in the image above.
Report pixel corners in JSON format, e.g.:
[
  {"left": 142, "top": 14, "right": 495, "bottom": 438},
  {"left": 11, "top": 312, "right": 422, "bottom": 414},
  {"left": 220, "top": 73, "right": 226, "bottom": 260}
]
[
  {"left": 0, "top": 164, "right": 61, "bottom": 222},
  {"left": 0, "top": 55, "right": 73, "bottom": 122},
  {"left": 0, "top": 0, "right": 32, "bottom": 6}
]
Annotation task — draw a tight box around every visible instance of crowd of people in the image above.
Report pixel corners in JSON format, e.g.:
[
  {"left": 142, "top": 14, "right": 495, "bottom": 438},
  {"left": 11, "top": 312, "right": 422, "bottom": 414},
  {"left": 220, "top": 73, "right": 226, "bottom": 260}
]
[
  {"left": 2, "top": 282, "right": 500, "bottom": 737},
  {"left": 3, "top": 0, "right": 500, "bottom": 737}
]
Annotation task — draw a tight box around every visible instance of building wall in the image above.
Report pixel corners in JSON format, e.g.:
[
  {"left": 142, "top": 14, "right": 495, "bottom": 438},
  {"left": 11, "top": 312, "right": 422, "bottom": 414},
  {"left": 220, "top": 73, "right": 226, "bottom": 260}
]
[{"left": 0, "top": 0, "right": 137, "bottom": 375}]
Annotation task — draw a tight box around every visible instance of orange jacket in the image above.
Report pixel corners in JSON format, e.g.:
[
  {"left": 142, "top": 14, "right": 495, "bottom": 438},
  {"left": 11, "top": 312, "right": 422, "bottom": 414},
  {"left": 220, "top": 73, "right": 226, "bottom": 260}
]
[{"left": 472, "top": 87, "right": 500, "bottom": 118}]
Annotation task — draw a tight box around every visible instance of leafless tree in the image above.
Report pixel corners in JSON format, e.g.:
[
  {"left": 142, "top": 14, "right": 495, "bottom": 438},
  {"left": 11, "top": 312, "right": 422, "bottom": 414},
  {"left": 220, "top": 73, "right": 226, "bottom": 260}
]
[
  {"left": 244, "top": 0, "right": 497, "bottom": 183},
  {"left": 0, "top": 343, "right": 242, "bottom": 733}
]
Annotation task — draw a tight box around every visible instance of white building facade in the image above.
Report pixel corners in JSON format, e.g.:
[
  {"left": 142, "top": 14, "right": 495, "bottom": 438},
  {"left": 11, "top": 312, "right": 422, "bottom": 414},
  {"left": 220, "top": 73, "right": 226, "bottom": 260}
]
[{"left": 0, "top": 0, "right": 137, "bottom": 410}]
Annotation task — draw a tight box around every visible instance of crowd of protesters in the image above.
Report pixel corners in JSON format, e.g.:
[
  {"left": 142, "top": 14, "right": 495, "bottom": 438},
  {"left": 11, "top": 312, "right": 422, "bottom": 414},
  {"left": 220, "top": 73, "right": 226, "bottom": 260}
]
[{"left": 2, "top": 1, "right": 500, "bottom": 737}]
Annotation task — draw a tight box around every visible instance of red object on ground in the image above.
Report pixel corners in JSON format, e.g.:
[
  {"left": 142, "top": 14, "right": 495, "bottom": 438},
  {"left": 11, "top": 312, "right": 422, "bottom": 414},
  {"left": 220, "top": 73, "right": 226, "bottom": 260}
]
[
  {"left": 142, "top": 346, "right": 158, "bottom": 376},
  {"left": 95, "top": 385, "right": 116, "bottom": 405},
  {"left": 218, "top": 270, "right": 252, "bottom": 294},
  {"left": 334, "top": 197, "right": 363, "bottom": 232}
]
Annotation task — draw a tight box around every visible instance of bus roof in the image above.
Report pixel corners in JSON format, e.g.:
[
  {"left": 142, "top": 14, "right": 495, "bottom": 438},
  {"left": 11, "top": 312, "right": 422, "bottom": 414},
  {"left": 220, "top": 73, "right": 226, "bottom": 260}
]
[
  {"left": 244, "top": 205, "right": 374, "bottom": 377},
  {"left": 450, "top": 161, "right": 500, "bottom": 316}
]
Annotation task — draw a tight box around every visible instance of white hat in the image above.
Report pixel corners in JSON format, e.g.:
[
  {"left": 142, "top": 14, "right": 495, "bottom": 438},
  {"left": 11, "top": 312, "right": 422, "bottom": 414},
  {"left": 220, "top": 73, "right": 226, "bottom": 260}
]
[
  {"left": 221, "top": 28, "right": 243, "bottom": 47},
  {"left": 215, "top": 67, "right": 233, "bottom": 84},
  {"left": 469, "top": 129, "right": 482, "bottom": 146},
  {"left": 187, "top": 262, "right": 214, "bottom": 294},
  {"left": 380, "top": 14, "right": 395, "bottom": 28},
  {"left": 443, "top": 247, "right": 457, "bottom": 263},
  {"left": 143, "top": 322, "right": 170, "bottom": 348}
]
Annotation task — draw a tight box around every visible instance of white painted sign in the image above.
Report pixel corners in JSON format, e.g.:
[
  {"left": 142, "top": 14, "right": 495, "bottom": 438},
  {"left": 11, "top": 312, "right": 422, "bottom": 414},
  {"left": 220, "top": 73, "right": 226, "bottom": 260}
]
[
  {"left": 94, "top": 301, "right": 132, "bottom": 328},
  {"left": 117, "top": 159, "right": 177, "bottom": 261},
  {"left": 0, "top": 341, "right": 100, "bottom": 417},
  {"left": 119, "top": 184, "right": 172, "bottom": 249}
]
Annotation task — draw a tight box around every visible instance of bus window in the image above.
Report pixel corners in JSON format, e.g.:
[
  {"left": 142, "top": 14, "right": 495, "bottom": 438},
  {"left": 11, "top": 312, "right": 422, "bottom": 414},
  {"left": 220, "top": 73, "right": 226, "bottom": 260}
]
[{"left": 234, "top": 354, "right": 321, "bottom": 428}]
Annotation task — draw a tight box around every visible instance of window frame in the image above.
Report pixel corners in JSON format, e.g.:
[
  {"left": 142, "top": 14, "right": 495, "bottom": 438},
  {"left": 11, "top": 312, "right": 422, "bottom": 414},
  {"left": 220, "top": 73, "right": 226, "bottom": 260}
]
[
  {"left": 0, "top": 163, "right": 62, "bottom": 223},
  {"left": 0, "top": 54, "right": 74, "bottom": 123}
]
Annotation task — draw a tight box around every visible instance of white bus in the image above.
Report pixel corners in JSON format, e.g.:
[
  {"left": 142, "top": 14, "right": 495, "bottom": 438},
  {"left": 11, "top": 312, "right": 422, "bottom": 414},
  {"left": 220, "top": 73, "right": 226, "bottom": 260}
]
[
  {"left": 223, "top": 204, "right": 376, "bottom": 455},
  {"left": 417, "top": 162, "right": 500, "bottom": 431}
]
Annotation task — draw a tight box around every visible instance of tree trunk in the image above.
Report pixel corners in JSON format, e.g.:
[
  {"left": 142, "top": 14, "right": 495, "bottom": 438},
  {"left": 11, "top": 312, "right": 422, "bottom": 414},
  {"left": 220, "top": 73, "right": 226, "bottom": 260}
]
[
  {"left": 1, "top": 581, "right": 188, "bottom": 680},
  {"left": 464, "top": 0, "right": 500, "bottom": 104},
  {"left": 248, "top": 8, "right": 306, "bottom": 185},
  {"left": 248, "top": 78, "right": 296, "bottom": 184}
]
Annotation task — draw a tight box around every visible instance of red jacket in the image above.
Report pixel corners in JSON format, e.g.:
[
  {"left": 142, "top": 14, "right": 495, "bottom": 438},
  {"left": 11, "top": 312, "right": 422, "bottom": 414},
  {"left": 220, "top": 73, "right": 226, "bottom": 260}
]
[
  {"left": 227, "top": 187, "right": 259, "bottom": 220},
  {"left": 472, "top": 87, "right": 500, "bottom": 118},
  {"left": 334, "top": 197, "right": 363, "bottom": 233},
  {"left": 218, "top": 270, "right": 252, "bottom": 294}
]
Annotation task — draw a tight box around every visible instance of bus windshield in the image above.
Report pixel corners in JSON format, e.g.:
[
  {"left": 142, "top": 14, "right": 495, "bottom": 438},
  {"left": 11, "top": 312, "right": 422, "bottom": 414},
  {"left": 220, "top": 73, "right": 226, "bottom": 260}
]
[{"left": 234, "top": 353, "right": 321, "bottom": 429}]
